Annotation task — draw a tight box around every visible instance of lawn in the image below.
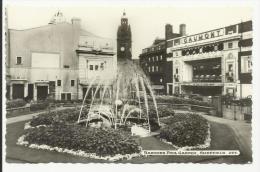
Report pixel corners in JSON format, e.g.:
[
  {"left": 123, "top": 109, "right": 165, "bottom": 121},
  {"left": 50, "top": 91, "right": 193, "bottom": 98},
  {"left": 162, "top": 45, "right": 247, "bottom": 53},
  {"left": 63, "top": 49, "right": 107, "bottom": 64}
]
[{"left": 5, "top": 120, "right": 250, "bottom": 163}]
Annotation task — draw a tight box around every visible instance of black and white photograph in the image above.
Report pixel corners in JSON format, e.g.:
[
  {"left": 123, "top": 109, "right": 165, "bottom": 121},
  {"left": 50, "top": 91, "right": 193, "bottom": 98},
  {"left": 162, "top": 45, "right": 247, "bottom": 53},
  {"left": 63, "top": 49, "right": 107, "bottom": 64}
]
[{"left": 2, "top": 0, "right": 260, "bottom": 171}]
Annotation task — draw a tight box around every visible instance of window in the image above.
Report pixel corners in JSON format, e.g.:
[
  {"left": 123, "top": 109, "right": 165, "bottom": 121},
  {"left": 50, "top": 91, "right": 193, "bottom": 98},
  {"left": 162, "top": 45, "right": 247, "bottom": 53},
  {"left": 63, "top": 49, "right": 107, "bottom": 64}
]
[
  {"left": 61, "top": 93, "right": 72, "bottom": 101},
  {"left": 199, "top": 48, "right": 203, "bottom": 53},
  {"left": 156, "top": 66, "right": 159, "bottom": 72},
  {"left": 241, "top": 56, "right": 252, "bottom": 73},
  {"left": 57, "top": 80, "right": 61, "bottom": 86},
  {"left": 16, "top": 56, "right": 22, "bottom": 64},
  {"left": 100, "top": 63, "right": 104, "bottom": 70},
  {"left": 176, "top": 68, "right": 179, "bottom": 74},
  {"left": 95, "top": 65, "right": 99, "bottom": 71},
  {"left": 152, "top": 66, "right": 154, "bottom": 72},
  {"left": 71, "top": 80, "right": 75, "bottom": 87},
  {"left": 64, "top": 65, "right": 70, "bottom": 68},
  {"left": 148, "top": 66, "right": 151, "bottom": 72},
  {"left": 90, "top": 65, "right": 93, "bottom": 70},
  {"left": 61, "top": 93, "right": 66, "bottom": 100},
  {"left": 160, "top": 55, "right": 163, "bottom": 60},
  {"left": 214, "top": 45, "right": 218, "bottom": 51},
  {"left": 228, "top": 64, "right": 233, "bottom": 72},
  {"left": 228, "top": 42, "right": 233, "bottom": 49},
  {"left": 152, "top": 57, "right": 154, "bottom": 61}
]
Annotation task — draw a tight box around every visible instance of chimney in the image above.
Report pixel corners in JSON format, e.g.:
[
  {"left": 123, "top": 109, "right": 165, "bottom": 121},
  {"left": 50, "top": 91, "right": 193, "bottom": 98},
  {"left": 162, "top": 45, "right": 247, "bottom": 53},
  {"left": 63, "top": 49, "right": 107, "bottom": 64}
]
[
  {"left": 179, "top": 24, "right": 186, "bottom": 36},
  {"left": 165, "top": 24, "right": 173, "bottom": 40}
]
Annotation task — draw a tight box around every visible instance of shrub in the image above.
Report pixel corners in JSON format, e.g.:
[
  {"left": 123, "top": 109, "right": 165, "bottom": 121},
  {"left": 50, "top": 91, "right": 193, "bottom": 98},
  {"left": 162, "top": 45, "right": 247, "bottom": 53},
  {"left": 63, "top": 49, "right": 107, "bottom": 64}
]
[
  {"left": 30, "top": 101, "right": 49, "bottom": 111},
  {"left": 160, "top": 113, "right": 208, "bottom": 147},
  {"left": 30, "top": 108, "right": 85, "bottom": 127},
  {"left": 147, "top": 96, "right": 212, "bottom": 107},
  {"left": 6, "top": 99, "right": 27, "bottom": 109},
  {"left": 24, "top": 123, "right": 140, "bottom": 156}
]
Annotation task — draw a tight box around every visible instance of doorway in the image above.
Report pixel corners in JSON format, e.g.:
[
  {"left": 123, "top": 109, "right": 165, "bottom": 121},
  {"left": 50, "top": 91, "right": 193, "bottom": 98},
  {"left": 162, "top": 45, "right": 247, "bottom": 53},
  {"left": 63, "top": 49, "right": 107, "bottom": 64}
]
[
  {"left": 12, "top": 84, "right": 24, "bottom": 99},
  {"left": 28, "top": 84, "right": 34, "bottom": 100},
  {"left": 37, "top": 86, "right": 48, "bottom": 100}
]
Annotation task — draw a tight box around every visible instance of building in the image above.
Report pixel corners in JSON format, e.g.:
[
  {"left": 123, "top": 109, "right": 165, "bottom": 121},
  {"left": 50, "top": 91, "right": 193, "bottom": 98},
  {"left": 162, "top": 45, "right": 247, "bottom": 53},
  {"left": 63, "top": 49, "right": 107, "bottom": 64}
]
[
  {"left": 166, "top": 20, "right": 252, "bottom": 98},
  {"left": 139, "top": 24, "right": 184, "bottom": 94},
  {"left": 6, "top": 11, "right": 116, "bottom": 101},
  {"left": 117, "top": 11, "right": 132, "bottom": 60}
]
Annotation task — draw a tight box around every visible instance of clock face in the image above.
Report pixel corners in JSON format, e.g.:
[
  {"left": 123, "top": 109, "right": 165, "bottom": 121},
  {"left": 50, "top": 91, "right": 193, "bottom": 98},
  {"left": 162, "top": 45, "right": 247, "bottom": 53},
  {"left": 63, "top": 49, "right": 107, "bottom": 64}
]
[{"left": 120, "top": 47, "right": 125, "bottom": 52}]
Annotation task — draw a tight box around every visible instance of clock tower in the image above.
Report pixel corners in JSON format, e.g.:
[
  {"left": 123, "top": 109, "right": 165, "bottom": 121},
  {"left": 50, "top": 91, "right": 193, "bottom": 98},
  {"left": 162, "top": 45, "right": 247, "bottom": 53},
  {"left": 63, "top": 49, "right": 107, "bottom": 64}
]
[{"left": 117, "top": 11, "right": 132, "bottom": 60}]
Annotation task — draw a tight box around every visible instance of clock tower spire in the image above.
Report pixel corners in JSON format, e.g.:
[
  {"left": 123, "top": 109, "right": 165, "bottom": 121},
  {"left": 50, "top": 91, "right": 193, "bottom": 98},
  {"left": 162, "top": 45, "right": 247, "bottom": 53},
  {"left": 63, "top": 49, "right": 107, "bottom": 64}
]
[{"left": 117, "top": 11, "right": 132, "bottom": 60}]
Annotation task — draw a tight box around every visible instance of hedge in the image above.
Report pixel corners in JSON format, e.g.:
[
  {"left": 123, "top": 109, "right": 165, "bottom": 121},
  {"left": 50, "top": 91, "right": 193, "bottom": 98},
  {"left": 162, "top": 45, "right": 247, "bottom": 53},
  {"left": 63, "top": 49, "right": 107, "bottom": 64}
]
[
  {"left": 147, "top": 96, "right": 212, "bottom": 107},
  {"left": 6, "top": 99, "right": 27, "bottom": 109},
  {"left": 30, "top": 101, "right": 49, "bottom": 111}
]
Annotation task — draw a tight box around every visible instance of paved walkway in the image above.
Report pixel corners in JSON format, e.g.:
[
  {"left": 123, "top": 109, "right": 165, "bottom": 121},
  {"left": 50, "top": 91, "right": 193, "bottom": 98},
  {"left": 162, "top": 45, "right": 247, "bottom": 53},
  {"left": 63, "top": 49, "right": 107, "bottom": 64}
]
[
  {"left": 200, "top": 114, "right": 252, "bottom": 159},
  {"left": 174, "top": 109, "right": 252, "bottom": 160},
  {"left": 6, "top": 106, "right": 76, "bottom": 125}
]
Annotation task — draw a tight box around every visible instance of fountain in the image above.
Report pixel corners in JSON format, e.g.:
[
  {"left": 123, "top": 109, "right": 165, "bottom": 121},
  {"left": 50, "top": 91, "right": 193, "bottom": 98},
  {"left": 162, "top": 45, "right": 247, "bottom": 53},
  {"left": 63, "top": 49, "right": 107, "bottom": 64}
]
[{"left": 77, "top": 58, "right": 160, "bottom": 134}]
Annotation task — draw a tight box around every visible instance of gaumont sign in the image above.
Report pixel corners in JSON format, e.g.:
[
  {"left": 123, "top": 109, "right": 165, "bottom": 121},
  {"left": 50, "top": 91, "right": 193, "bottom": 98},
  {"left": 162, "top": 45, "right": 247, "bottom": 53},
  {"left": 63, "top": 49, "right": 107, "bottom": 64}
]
[{"left": 180, "top": 28, "right": 225, "bottom": 44}]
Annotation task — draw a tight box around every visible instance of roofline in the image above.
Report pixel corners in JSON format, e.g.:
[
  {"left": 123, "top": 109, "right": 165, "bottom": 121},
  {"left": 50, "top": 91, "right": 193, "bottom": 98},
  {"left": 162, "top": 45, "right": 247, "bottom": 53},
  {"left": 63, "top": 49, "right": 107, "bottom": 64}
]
[
  {"left": 168, "top": 19, "right": 252, "bottom": 41},
  {"left": 8, "top": 22, "right": 72, "bottom": 31}
]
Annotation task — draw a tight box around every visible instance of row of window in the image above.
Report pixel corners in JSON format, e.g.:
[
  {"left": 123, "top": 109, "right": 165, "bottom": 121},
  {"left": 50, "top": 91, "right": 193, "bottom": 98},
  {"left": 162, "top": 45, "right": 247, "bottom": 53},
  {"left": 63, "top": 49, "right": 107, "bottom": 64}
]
[
  {"left": 147, "top": 55, "right": 163, "bottom": 62},
  {"left": 147, "top": 66, "right": 160, "bottom": 73},
  {"left": 56, "top": 80, "right": 75, "bottom": 87},
  {"left": 89, "top": 63, "right": 104, "bottom": 71},
  {"left": 142, "top": 45, "right": 163, "bottom": 54}
]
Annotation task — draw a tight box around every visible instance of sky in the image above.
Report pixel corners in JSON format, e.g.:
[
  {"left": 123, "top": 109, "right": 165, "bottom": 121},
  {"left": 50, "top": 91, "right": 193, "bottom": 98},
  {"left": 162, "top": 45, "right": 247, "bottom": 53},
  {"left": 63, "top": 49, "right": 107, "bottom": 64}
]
[{"left": 6, "top": 3, "right": 253, "bottom": 59}]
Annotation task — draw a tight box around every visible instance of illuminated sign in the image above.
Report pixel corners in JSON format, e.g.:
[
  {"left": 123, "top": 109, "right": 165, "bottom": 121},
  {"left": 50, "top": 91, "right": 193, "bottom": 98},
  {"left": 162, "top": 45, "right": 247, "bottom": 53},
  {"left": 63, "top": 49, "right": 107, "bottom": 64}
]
[{"left": 180, "top": 28, "right": 225, "bottom": 44}]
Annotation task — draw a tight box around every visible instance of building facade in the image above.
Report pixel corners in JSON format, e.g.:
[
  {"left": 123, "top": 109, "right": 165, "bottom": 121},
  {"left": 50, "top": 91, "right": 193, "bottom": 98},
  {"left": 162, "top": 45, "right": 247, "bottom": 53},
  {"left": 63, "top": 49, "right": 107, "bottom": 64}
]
[
  {"left": 166, "top": 20, "right": 252, "bottom": 98},
  {"left": 139, "top": 24, "right": 184, "bottom": 94},
  {"left": 6, "top": 12, "right": 116, "bottom": 101},
  {"left": 139, "top": 38, "right": 167, "bottom": 94}
]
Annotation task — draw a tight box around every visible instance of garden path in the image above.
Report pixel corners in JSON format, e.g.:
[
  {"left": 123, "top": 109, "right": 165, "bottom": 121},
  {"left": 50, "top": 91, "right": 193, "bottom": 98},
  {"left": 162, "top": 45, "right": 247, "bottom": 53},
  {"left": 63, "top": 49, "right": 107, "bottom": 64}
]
[
  {"left": 199, "top": 114, "right": 252, "bottom": 161},
  {"left": 6, "top": 106, "right": 76, "bottom": 125}
]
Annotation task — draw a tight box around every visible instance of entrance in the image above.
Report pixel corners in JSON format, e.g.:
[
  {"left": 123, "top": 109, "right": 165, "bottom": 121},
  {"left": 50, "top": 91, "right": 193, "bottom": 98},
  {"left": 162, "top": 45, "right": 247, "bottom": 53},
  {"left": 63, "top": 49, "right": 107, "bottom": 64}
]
[
  {"left": 168, "top": 85, "right": 173, "bottom": 95},
  {"left": 12, "top": 84, "right": 24, "bottom": 99},
  {"left": 182, "top": 86, "right": 222, "bottom": 96},
  {"left": 37, "top": 86, "right": 48, "bottom": 100},
  {"left": 28, "top": 84, "right": 34, "bottom": 100}
]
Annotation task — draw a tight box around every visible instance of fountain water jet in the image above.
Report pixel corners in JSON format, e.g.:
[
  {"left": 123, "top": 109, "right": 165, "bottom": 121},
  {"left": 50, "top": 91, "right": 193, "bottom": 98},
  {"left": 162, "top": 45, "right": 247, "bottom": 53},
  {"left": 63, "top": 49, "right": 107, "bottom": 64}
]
[{"left": 77, "top": 58, "right": 160, "bottom": 132}]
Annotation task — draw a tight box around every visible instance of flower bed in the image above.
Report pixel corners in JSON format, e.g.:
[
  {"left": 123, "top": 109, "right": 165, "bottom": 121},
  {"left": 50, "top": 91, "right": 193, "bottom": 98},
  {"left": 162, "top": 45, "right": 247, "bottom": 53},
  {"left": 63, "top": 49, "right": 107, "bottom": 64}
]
[
  {"left": 20, "top": 123, "right": 140, "bottom": 157},
  {"left": 18, "top": 108, "right": 142, "bottom": 161},
  {"left": 6, "top": 99, "right": 27, "bottom": 109},
  {"left": 159, "top": 113, "right": 210, "bottom": 149}
]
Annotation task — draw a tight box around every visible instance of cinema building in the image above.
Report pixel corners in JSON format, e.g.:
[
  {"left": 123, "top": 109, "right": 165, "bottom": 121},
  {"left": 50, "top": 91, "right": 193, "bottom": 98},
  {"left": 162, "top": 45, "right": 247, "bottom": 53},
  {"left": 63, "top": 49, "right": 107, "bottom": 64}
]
[
  {"left": 166, "top": 20, "right": 252, "bottom": 98},
  {"left": 6, "top": 12, "right": 116, "bottom": 101}
]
